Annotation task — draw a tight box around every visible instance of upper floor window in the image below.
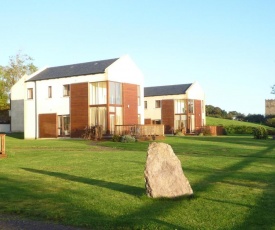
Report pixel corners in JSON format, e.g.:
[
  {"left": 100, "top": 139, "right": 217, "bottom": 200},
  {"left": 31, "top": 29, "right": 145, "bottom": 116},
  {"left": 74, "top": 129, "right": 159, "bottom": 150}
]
[
  {"left": 188, "top": 99, "right": 194, "bottom": 113},
  {"left": 27, "top": 88, "right": 33, "bottom": 99},
  {"left": 90, "top": 82, "right": 107, "bottom": 105},
  {"left": 175, "top": 99, "right": 185, "bottom": 114},
  {"left": 63, "top": 85, "right": 70, "bottom": 97},
  {"left": 137, "top": 85, "right": 140, "bottom": 106},
  {"left": 144, "top": 101, "right": 147, "bottom": 109},
  {"left": 48, "top": 86, "right": 52, "bottom": 98},
  {"left": 109, "top": 82, "right": 122, "bottom": 105},
  {"left": 155, "top": 100, "right": 161, "bottom": 108}
]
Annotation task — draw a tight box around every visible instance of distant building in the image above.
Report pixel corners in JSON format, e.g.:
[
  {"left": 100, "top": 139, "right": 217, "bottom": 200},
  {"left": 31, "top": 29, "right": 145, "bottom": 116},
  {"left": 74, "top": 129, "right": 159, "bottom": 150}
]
[
  {"left": 265, "top": 99, "right": 275, "bottom": 115},
  {"left": 144, "top": 82, "right": 205, "bottom": 134}
]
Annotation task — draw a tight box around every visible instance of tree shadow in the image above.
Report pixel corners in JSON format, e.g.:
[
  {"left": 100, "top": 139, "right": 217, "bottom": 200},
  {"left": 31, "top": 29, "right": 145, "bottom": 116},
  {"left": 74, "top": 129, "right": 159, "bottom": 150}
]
[
  {"left": 22, "top": 168, "right": 144, "bottom": 197},
  {"left": 189, "top": 143, "right": 275, "bottom": 228}
]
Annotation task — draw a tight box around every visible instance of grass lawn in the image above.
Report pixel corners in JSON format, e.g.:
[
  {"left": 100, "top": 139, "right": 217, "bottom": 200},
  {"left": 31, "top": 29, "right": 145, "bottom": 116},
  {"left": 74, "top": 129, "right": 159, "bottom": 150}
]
[
  {"left": 1, "top": 133, "right": 275, "bottom": 229},
  {"left": 206, "top": 116, "right": 275, "bottom": 130}
]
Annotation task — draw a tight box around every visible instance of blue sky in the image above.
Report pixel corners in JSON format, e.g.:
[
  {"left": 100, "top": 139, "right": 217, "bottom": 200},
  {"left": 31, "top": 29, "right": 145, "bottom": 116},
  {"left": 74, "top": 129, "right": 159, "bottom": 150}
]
[{"left": 1, "top": 0, "right": 274, "bottom": 115}]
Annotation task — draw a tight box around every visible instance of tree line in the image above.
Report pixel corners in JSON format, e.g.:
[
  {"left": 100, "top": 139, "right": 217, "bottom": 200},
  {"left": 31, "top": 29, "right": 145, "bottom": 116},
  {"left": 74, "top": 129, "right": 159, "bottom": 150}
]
[{"left": 206, "top": 105, "right": 275, "bottom": 127}]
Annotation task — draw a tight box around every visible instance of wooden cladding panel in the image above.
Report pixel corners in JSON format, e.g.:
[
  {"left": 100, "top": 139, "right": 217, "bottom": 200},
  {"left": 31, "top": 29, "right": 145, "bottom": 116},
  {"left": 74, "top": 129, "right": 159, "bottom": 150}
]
[
  {"left": 144, "top": 118, "right": 152, "bottom": 124},
  {"left": 194, "top": 100, "right": 202, "bottom": 129},
  {"left": 161, "top": 99, "right": 174, "bottom": 134},
  {"left": 70, "top": 83, "right": 89, "bottom": 137},
  {"left": 123, "top": 83, "right": 138, "bottom": 125},
  {"left": 39, "top": 113, "right": 57, "bottom": 138}
]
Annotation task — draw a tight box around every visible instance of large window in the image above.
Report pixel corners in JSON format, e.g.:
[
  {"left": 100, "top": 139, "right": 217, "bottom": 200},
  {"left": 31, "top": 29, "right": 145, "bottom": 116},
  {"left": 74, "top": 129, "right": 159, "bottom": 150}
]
[
  {"left": 90, "top": 107, "right": 107, "bottom": 134},
  {"left": 90, "top": 82, "right": 107, "bottom": 105},
  {"left": 63, "top": 85, "right": 70, "bottom": 96},
  {"left": 174, "top": 115, "right": 187, "bottom": 131},
  {"left": 188, "top": 100, "right": 194, "bottom": 113},
  {"left": 137, "top": 85, "right": 140, "bottom": 106},
  {"left": 175, "top": 99, "right": 185, "bottom": 113},
  {"left": 109, "top": 82, "right": 122, "bottom": 105},
  {"left": 27, "top": 88, "right": 33, "bottom": 99}
]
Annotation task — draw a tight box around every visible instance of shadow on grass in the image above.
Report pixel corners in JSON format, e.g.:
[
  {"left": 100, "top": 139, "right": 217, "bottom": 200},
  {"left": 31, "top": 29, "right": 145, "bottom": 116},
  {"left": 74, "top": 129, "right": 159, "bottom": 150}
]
[
  {"left": 189, "top": 143, "right": 275, "bottom": 229},
  {"left": 5, "top": 132, "right": 24, "bottom": 139},
  {"left": 22, "top": 168, "right": 145, "bottom": 197}
]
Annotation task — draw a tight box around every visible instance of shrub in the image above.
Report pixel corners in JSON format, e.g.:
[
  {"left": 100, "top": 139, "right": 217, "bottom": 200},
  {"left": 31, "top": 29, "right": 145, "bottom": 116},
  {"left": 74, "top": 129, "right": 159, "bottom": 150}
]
[
  {"left": 253, "top": 127, "right": 268, "bottom": 139},
  {"left": 224, "top": 125, "right": 254, "bottom": 135},
  {"left": 112, "top": 135, "right": 120, "bottom": 142},
  {"left": 266, "top": 118, "right": 275, "bottom": 128},
  {"left": 82, "top": 125, "right": 103, "bottom": 140},
  {"left": 120, "top": 135, "right": 136, "bottom": 143},
  {"left": 201, "top": 126, "right": 212, "bottom": 136},
  {"left": 174, "top": 129, "right": 185, "bottom": 136}
]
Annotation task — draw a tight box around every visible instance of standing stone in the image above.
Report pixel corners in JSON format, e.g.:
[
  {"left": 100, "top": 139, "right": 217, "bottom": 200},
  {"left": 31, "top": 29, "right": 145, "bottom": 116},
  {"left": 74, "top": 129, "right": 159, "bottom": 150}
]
[{"left": 144, "top": 142, "right": 193, "bottom": 198}]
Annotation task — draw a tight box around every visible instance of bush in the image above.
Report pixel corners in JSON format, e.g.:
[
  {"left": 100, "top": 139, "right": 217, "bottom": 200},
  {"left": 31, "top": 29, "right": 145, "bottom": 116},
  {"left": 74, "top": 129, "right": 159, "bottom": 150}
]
[
  {"left": 120, "top": 135, "right": 136, "bottom": 143},
  {"left": 174, "top": 129, "right": 185, "bottom": 136},
  {"left": 82, "top": 125, "right": 103, "bottom": 140},
  {"left": 112, "top": 135, "right": 120, "bottom": 142},
  {"left": 253, "top": 127, "right": 268, "bottom": 139},
  {"left": 224, "top": 125, "right": 254, "bottom": 135},
  {"left": 201, "top": 126, "right": 212, "bottom": 136},
  {"left": 265, "top": 118, "right": 275, "bottom": 128}
]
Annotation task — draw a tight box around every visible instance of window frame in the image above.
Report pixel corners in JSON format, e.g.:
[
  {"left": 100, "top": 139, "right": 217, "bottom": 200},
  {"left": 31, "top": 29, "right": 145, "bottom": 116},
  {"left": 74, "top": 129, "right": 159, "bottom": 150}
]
[
  {"left": 27, "top": 88, "right": 33, "bottom": 99},
  {"left": 63, "top": 85, "right": 70, "bottom": 97},
  {"left": 48, "top": 86, "right": 52, "bottom": 98},
  {"left": 155, "top": 100, "right": 161, "bottom": 108},
  {"left": 144, "top": 101, "right": 147, "bottom": 109}
]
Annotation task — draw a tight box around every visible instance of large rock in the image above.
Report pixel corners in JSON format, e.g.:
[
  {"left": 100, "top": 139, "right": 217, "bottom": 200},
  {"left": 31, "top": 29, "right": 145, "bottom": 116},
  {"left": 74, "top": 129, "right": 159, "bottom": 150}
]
[{"left": 144, "top": 142, "right": 193, "bottom": 198}]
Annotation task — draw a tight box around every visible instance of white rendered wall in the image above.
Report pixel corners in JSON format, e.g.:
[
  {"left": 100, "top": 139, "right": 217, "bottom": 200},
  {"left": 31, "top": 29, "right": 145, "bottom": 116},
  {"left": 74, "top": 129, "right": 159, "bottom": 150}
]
[
  {"left": 10, "top": 76, "right": 26, "bottom": 132},
  {"left": 24, "top": 74, "right": 107, "bottom": 139},
  {"left": 107, "top": 55, "right": 144, "bottom": 124},
  {"left": 144, "top": 82, "right": 206, "bottom": 124},
  {"left": 23, "top": 55, "right": 145, "bottom": 138},
  {"left": 186, "top": 81, "right": 206, "bottom": 123},
  {"left": 144, "top": 94, "right": 188, "bottom": 120}
]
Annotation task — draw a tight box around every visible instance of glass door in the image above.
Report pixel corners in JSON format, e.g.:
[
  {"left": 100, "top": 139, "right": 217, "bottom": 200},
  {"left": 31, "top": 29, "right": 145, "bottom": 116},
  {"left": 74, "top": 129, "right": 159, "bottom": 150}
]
[{"left": 58, "top": 115, "right": 70, "bottom": 137}]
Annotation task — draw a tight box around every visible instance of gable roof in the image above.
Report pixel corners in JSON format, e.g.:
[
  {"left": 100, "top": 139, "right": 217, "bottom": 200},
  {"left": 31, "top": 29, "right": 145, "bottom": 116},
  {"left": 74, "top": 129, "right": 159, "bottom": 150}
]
[
  {"left": 27, "top": 58, "right": 118, "bottom": 82},
  {"left": 144, "top": 83, "right": 192, "bottom": 97}
]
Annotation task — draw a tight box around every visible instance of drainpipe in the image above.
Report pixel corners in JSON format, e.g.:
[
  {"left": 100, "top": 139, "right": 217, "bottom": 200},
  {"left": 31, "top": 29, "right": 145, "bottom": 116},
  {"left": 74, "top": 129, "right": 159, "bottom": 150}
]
[{"left": 35, "top": 81, "right": 38, "bottom": 139}]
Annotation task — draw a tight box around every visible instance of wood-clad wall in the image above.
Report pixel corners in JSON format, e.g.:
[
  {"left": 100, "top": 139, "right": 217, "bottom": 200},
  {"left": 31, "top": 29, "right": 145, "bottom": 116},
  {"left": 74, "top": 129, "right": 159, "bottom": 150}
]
[
  {"left": 123, "top": 83, "right": 138, "bottom": 125},
  {"left": 194, "top": 100, "right": 202, "bottom": 129},
  {"left": 161, "top": 99, "right": 174, "bottom": 134},
  {"left": 39, "top": 113, "right": 57, "bottom": 138},
  {"left": 70, "top": 83, "right": 89, "bottom": 137}
]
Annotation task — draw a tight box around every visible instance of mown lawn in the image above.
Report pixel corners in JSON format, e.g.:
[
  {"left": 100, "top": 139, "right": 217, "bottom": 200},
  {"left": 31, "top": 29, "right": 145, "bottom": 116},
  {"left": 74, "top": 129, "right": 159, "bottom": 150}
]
[{"left": 1, "top": 133, "right": 275, "bottom": 229}]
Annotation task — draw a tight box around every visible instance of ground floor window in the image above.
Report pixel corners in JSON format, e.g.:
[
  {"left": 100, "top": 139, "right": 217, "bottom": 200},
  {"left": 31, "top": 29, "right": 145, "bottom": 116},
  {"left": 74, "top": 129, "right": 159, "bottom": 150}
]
[
  {"left": 90, "top": 107, "right": 107, "bottom": 134},
  {"left": 58, "top": 115, "right": 70, "bottom": 136},
  {"left": 174, "top": 114, "right": 187, "bottom": 132}
]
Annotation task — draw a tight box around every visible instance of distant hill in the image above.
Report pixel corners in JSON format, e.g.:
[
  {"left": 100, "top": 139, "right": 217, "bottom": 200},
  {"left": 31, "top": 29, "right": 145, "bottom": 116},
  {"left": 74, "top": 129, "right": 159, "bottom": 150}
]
[{"left": 206, "top": 116, "right": 275, "bottom": 131}]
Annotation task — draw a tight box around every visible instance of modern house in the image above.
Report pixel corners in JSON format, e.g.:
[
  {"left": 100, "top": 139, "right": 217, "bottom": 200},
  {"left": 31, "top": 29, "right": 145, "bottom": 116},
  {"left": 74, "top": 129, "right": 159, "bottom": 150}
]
[
  {"left": 144, "top": 82, "right": 205, "bottom": 134},
  {"left": 10, "top": 55, "right": 144, "bottom": 139}
]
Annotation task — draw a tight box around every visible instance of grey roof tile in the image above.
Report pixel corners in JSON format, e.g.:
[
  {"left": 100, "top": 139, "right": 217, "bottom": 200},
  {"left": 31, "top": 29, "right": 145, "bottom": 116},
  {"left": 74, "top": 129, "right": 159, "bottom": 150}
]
[
  {"left": 27, "top": 58, "right": 118, "bottom": 81},
  {"left": 144, "top": 84, "right": 192, "bottom": 97}
]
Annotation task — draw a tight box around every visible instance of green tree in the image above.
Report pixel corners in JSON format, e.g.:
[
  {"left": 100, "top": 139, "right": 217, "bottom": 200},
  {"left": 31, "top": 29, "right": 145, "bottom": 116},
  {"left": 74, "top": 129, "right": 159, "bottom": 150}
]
[
  {"left": 272, "top": 85, "right": 275, "bottom": 94},
  {"left": 0, "top": 51, "right": 37, "bottom": 109},
  {"left": 0, "top": 51, "right": 37, "bottom": 92}
]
